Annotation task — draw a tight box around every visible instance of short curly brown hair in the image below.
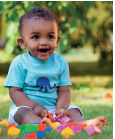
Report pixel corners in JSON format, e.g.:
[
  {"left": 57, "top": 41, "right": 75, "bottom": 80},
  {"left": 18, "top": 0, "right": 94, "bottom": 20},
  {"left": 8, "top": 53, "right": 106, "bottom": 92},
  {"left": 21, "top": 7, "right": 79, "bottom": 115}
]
[{"left": 18, "top": 7, "right": 58, "bottom": 36}]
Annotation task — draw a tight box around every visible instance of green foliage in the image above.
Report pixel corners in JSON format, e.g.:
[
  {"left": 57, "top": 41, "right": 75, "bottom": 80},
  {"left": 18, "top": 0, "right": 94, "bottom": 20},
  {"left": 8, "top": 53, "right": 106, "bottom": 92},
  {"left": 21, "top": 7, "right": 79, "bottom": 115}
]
[
  {"left": 0, "top": 1, "right": 5, "bottom": 14},
  {"left": 84, "top": 1, "right": 95, "bottom": 10},
  {"left": 0, "top": 1, "right": 113, "bottom": 62},
  {"left": 5, "top": 22, "right": 19, "bottom": 54}
]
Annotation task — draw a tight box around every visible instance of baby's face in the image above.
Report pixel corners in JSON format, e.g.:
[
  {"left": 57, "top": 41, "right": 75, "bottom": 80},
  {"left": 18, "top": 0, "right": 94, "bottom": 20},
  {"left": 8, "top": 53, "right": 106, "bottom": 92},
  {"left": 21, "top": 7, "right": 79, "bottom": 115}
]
[{"left": 21, "top": 17, "right": 60, "bottom": 60}]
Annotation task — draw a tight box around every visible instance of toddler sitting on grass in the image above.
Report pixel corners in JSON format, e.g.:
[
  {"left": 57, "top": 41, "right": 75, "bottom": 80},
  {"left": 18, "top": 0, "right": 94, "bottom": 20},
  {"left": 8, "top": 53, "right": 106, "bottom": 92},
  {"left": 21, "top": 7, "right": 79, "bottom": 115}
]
[{"left": 4, "top": 7, "right": 107, "bottom": 128}]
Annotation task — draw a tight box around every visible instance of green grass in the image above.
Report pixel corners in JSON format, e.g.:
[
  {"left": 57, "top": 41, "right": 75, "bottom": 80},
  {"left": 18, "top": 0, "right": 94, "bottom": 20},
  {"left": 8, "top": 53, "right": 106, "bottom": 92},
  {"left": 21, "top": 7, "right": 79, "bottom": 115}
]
[
  {"left": 0, "top": 75, "right": 113, "bottom": 139},
  {"left": 0, "top": 49, "right": 113, "bottom": 138}
]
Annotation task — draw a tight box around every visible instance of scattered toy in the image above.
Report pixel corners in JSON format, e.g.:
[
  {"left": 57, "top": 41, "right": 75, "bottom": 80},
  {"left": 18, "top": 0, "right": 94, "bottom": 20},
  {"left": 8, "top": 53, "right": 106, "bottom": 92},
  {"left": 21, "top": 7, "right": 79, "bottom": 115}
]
[
  {"left": 26, "top": 132, "right": 37, "bottom": 139},
  {"left": 55, "top": 115, "right": 71, "bottom": 124},
  {"left": 7, "top": 126, "right": 20, "bottom": 136},
  {"left": 0, "top": 119, "right": 9, "bottom": 126},
  {"left": 0, "top": 127, "right": 1, "bottom": 136},
  {"left": 86, "top": 124, "right": 101, "bottom": 135},
  {"left": 51, "top": 122, "right": 60, "bottom": 130},
  {"left": 6, "top": 123, "right": 16, "bottom": 131},
  {"left": 61, "top": 126, "right": 74, "bottom": 138},
  {"left": 103, "top": 92, "right": 113, "bottom": 99},
  {"left": 0, "top": 114, "right": 102, "bottom": 138}
]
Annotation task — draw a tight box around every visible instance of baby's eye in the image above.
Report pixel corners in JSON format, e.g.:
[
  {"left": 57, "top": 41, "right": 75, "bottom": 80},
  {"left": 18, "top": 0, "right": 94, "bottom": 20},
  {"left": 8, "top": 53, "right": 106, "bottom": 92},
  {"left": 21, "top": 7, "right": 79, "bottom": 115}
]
[
  {"left": 33, "top": 35, "right": 39, "bottom": 39},
  {"left": 47, "top": 35, "right": 53, "bottom": 39}
]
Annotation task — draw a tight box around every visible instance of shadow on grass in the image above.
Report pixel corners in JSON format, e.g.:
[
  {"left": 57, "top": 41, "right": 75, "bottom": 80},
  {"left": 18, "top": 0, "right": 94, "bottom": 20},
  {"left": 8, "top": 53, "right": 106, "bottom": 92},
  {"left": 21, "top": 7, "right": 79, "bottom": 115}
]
[
  {"left": 68, "top": 61, "right": 113, "bottom": 76},
  {"left": 0, "top": 60, "right": 113, "bottom": 76},
  {"left": 0, "top": 62, "right": 11, "bottom": 75},
  {"left": 71, "top": 80, "right": 113, "bottom": 88}
]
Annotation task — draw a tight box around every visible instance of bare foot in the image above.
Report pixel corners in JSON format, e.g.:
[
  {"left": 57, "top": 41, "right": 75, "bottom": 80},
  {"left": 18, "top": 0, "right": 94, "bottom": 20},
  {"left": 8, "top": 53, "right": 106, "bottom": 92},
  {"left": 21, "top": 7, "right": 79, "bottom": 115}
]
[
  {"left": 83, "top": 116, "right": 108, "bottom": 128},
  {"left": 40, "top": 117, "right": 52, "bottom": 127}
]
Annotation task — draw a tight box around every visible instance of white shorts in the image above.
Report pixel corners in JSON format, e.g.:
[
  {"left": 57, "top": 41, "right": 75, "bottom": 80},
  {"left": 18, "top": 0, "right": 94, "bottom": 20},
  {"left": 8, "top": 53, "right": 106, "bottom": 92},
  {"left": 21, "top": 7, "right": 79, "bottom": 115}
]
[{"left": 8, "top": 105, "right": 84, "bottom": 126}]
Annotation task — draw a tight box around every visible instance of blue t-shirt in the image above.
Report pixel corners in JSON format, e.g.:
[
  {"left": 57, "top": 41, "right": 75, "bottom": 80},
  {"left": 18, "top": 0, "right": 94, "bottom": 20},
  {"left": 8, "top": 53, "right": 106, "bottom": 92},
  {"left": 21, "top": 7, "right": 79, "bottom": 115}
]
[{"left": 4, "top": 52, "right": 71, "bottom": 106}]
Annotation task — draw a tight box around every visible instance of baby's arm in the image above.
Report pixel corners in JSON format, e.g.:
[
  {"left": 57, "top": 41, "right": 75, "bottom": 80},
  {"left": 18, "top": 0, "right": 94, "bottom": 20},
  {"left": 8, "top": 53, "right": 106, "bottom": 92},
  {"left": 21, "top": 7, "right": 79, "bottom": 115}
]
[
  {"left": 9, "top": 86, "right": 49, "bottom": 117},
  {"left": 55, "top": 85, "right": 71, "bottom": 118}
]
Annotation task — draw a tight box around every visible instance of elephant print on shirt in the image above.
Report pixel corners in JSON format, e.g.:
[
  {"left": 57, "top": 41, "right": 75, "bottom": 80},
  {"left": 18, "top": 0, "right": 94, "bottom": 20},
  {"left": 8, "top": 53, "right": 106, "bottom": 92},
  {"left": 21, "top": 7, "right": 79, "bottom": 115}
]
[{"left": 36, "top": 77, "right": 56, "bottom": 92}]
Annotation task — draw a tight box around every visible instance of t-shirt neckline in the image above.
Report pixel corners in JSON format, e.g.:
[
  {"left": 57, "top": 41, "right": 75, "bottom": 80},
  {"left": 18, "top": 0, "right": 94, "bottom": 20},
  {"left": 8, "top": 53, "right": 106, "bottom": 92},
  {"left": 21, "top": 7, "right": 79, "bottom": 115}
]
[{"left": 26, "top": 51, "right": 53, "bottom": 63}]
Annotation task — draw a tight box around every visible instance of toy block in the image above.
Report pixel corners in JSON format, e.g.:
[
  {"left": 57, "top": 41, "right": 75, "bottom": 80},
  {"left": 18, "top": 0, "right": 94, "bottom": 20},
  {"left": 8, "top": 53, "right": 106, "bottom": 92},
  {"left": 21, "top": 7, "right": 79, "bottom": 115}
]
[
  {"left": 25, "top": 131, "right": 46, "bottom": 138},
  {"left": 26, "top": 132, "right": 37, "bottom": 139},
  {"left": 30, "top": 122, "right": 39, "bottom": 125},
  {"left": 69, "top": 126, "right": 82, "bottom": 133},
  {"left": 46, "top": 126, "right": 52, "bottom": 131},
  {"left": 1, "top": 119, "right": 8, "bottom": 121},
  {"left": 48, "top": 113, "right": 55, "bottom": 122},
  {"left": 68, "top": 122, "right": 78, "bottom": 126},
  {"left": 0, "top": 127, "right": 1, "bottom": 135},
  {"left": 57, "top": 123, "right": 68, "bottom": 132},
  {"left": 57, "top": 123, "right": 68, "bottom": 129},
  {"left": 77, "top": 123, "right": 87, "bottom": 129},
  {"left": 6, "top": 123, "right": 16, "bottom": 131},
  {"left": 25, "top": 132, "right": 36, "bottom": 138},
  {"left": 60, "top": 115, "right": 71, "bottom": 124},
  {"left": 55, "top": 116, "right": 59, "bottom": 121},
  {"left": 25, "top": 125, "right": 38, "bottom": 132},
  {"left": 104, "top": 92, "right": 113, "bottom": 99},
  {"left": 86, "top": 124, "right": 101, "bottom": 135},
  {"left": 84, "top": 125, "right": 90, "bottom": 130},
  {"left": 86, "top": 125, "right": 90, "bottom": 128},
  {"left": 36, "top": 131, "right": 46, "bottom": 138},
  {"left": 38, "top": 124, "right": 46, "bottom": 131},
  {"left": 55, "top": 115, "right": 71, "bottom": 124},
  {"left": 61, "top": 126, "right": 74, "bottom": 134},
  {"left": 57, "top": 126, "right": 66, "bottom": 132},
  {"left": 20, "top": 124, "right": 26, "bottom": 133},
  {"left": 61, "top": 127, "right": 74, "bottom": 138},
  {"left": 51, "top": 122, "right": 60, "bottom": 130},
  {"left": 49, "top": 113, "right": 53, "bottom": 117},
  {"left": 7, "top": 126, "right": 20, "bottom": 136},
  {"left": 0, "top": 119, "right": 9, "bottom": 126},
  {"left": 93, "top": 126, "right": 101, "bottom": 134},
  {"left": 50, "top": 117, "right": 55, "bottom": 122}
]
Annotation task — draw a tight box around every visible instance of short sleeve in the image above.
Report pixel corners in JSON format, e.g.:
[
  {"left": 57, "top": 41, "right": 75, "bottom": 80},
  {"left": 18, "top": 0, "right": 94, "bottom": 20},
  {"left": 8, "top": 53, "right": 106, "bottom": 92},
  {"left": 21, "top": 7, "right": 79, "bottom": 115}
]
[
  {"left": 59, "top": 61, "right": 72, "bottom": 86},
  {"left": 3, "top": 56, "right": 25, "bottom": 88}
]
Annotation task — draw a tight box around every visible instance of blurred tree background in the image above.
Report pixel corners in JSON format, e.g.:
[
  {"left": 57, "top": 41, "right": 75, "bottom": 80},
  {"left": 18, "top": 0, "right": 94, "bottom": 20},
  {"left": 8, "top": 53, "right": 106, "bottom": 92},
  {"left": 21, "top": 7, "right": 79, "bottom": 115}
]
[{"left": 0, "top": 1, "right": 113, "bottom": 75}]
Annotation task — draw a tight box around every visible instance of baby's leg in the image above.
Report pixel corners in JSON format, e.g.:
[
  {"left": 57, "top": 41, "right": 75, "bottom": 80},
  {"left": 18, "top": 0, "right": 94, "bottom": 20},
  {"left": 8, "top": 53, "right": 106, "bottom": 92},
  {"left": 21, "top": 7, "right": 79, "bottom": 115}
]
[
  {"left": 68, "top": 108, "right": 108, "bottom": 128},
  {"left": 14, "top": 107, "right": 42, "bottom": 125},
  {"left": 68, "top": 108, "right": 84, "bottom": 123},
  {"left": 14, "top": 107, "right": 52, "bottom": 126}
]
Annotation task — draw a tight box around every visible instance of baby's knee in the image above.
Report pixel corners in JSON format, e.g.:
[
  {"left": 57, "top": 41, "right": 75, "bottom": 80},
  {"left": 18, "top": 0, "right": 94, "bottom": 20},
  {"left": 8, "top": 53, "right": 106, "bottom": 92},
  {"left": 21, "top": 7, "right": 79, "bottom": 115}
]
[
  {"left": 68, "top": 108, "right": 81, "bottom": 115},
  {"left": 14, "top": 107, "right": 31, "bottom": 124}
]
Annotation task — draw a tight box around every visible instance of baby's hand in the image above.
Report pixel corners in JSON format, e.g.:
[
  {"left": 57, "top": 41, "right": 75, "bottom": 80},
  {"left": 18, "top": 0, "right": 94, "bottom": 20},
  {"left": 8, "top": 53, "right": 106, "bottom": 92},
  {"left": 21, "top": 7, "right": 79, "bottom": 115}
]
[
  {"left": 33, "top": 104, "right": 49, "bottom": 118},
  {"left": 55, "top": 108, "right": 68, "bottom": 118}
]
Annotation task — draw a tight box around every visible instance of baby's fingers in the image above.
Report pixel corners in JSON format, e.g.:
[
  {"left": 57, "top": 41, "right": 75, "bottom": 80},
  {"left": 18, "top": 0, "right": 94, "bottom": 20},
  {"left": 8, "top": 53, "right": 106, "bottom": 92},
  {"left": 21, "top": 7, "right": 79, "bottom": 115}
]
[
  {"left": 40, "top": 110, "right": 46, "bottom": 118},
  {"left": 55, "top": 109, "right": 60, "bottom": 116},
  {"left": 58, "top": 112, "right": 64, "bottom": 118},
  {"left": 43, "top": 109, "right": 49, "bottom": 118},
  {"left": 55, "top": 110, "right": 64, "bottom": 118},
  {"left": 64, "top": 110, "right": 69, "bottom": 117},
  {"left": 41, "top": 110, "right": 49, "bottom": 117}
]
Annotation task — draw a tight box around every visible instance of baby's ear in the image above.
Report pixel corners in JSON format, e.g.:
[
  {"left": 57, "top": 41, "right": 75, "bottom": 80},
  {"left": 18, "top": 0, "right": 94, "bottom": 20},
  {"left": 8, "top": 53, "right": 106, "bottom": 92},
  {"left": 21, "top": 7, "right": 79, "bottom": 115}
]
[
  {"left": 56, "top": 36, "right": 61, "bottom": 48},
  {"left": 17, "top": 37, "right": 26, "bottom": 50},
  {"left": 57, "top": 36, "right": 61, "bottom": 44}
]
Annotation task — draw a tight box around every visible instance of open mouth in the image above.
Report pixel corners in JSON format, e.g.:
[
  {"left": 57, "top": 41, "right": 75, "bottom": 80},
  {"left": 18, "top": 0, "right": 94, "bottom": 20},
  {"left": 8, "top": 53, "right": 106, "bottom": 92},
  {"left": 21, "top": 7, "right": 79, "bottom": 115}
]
[{"left": 38, "top": 48, "right": 50, "bottom": 53}]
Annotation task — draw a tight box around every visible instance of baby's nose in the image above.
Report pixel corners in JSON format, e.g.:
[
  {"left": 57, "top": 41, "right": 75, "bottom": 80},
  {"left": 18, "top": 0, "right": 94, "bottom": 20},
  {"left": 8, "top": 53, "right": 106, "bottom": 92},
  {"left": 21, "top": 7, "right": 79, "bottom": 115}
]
[{"left": 40, "top": 39, "right": 48, "bottom": 46}]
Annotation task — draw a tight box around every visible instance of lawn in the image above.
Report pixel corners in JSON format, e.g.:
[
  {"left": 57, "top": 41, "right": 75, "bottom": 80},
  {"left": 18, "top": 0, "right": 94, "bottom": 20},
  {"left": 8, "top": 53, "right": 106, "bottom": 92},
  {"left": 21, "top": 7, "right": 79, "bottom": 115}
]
[{"left": 0, "top": 49, "right": 113, "bottom": 138}]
